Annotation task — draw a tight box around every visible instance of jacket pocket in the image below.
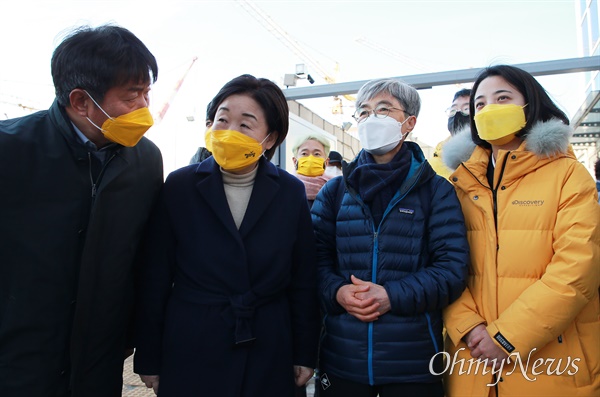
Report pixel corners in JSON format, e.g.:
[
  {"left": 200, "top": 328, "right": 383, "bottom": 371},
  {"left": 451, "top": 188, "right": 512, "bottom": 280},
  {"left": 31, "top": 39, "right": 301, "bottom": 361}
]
[
  {"left": 573, "top": 320, "right": 600, "bottom": 386},
  {"left": 563, "top": 322, "right": 592, "bottom": 387}
]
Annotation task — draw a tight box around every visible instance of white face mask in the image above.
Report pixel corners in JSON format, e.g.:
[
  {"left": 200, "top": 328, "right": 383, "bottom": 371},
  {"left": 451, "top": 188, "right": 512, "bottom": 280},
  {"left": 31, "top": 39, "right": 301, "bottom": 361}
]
[
  {"left": 358, "top": 115, "right": 408, "bottom": 155},
  {"left": 324, "top": 165, "right": 343, "bottom": 177}
]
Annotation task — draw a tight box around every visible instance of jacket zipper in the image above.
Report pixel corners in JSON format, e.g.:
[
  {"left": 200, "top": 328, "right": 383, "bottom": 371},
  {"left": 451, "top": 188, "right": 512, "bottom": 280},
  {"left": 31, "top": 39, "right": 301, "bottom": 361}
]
[
  {"left": 345, "top": 165, "right": 424, "bottom": 386},
  {"left": 88, "top": 152, "right": 96, "bottom": 197},
  {"left": 368, "top": 229, "right": 378, "bottom": 385},
  {"left": 88, "top": 152, "right": 117, "bottom": 200},
  {"left": 424, "top": 312, "right": 439, "bottom": 353},
  {"left": 492, "top": 152, "right": 511, "bottom": 230}
]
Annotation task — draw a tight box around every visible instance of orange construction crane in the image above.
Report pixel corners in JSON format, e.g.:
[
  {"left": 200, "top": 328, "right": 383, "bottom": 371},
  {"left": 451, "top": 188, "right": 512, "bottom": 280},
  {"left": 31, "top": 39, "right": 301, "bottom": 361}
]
[{"left": 155, "top": 56, "right": 198, "bottom": 124}]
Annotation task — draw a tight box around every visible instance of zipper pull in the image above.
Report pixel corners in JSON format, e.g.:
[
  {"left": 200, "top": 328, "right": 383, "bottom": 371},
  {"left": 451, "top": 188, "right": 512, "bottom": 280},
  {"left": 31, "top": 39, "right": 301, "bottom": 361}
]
[{"left": 91, "top": 183, "right": 97, "bottom": 198}]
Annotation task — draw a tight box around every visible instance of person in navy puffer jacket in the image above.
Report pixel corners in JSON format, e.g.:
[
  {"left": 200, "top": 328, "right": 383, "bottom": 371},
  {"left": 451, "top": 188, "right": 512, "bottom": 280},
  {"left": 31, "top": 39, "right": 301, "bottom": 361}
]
[{"left": 311, "top": 78, "right": 470, "bottom": 397}]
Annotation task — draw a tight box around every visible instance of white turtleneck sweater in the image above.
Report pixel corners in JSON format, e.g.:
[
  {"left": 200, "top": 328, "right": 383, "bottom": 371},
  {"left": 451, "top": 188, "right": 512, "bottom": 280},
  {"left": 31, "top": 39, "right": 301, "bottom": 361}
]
[{"left": 221, "top": 166, "right": 258, "bottom": 229}]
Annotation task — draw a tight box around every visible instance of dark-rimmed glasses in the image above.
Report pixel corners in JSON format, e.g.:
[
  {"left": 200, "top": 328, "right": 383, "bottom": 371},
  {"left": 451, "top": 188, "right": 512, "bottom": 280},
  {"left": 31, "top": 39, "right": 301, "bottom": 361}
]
[{"left": 352, "top": 104, "right": 410, "bottom": 124}]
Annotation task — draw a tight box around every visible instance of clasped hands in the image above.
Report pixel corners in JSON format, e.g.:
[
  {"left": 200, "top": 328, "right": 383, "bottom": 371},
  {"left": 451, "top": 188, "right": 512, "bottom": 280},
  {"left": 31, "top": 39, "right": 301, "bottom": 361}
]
[
  {"left": 463, "top": 324, "right": 509, "bottom": 370},
  {"left": 336, "top": 275, "right": 391, "bottom": 322}
]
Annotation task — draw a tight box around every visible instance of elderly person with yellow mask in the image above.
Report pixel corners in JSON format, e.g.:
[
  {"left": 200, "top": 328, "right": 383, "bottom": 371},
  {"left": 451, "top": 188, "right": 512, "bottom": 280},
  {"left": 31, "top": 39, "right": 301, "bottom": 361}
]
[{"left": 292, "top": 133, "right": 333, "bottom": 208}]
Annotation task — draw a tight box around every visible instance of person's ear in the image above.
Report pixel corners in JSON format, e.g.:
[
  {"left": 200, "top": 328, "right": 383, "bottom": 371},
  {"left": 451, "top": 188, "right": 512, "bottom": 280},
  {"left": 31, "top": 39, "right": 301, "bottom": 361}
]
[
  {"left": 292, "top": 157, "right": 298, "bottom": 169},
  {"left": 324, "top": 158, "right": 329, "bottom": 168},
  {"left": 69, "top": 89, "right": 92, "bottom": 118},
  {"left": 404, "top": 115, "right": 417, "bottom": 132},
  {"left": 265, "top": 131, "right": 278, "bottom": 150}
]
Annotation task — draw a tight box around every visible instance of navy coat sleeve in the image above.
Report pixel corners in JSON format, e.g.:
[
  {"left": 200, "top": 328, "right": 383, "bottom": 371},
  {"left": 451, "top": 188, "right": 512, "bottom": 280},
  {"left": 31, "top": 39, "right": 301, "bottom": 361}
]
[
  {"left": 311, "top": 177, "right": 349, "bottom": 315},
  {"left": 287, "top": 190, "right": 321, "bottom": 367},
  {"left": 133, "top": 186, "right": 176, "bottom": 375},
  {"left": 383, "top": 176, "right": 469, "bottom": 315}
]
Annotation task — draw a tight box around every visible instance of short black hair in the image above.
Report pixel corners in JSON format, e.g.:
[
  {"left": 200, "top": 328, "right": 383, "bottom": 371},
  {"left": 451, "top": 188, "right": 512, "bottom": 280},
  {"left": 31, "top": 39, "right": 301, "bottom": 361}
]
[
  {"left": 51, "top": 24, "right": 158, "bottom": 106},
  {"left": 469, "top": 65, "right": 568, "bottom": 149},
  {"left": 595, "top": 158, "right": 600, "bottom": 180},
  {"left": 207, "top": 74, "right": 289, "bottom": 161},
  {"left": 452, "top": 88, "right": 471, "bottom": 102}
]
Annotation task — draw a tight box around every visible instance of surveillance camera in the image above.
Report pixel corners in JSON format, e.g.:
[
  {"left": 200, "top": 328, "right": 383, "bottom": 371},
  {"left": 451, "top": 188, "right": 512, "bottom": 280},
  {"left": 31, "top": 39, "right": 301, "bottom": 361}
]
[
  {"left": 296, "top": 63, "right": 307, "bottom": 76},
  {"left": 307, "top": 74, "right": 315, "bottom": 84}
]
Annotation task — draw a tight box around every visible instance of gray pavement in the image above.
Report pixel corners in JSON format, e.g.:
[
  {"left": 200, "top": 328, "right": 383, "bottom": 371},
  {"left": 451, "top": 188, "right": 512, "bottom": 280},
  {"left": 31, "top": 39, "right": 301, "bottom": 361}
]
[
  {"left": 122, "top": 356, "right": 154, "bottom": 397},
  {"left": 122, "top": 356, "right": 316, "bottom": 396}
]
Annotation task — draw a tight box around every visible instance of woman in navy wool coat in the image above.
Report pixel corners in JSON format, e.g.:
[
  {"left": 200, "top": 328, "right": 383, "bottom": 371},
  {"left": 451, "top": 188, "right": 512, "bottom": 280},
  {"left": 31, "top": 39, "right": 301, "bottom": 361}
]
[
  {"left": 311, "top": 78, "right": 469, "bottom": 397},
  {"left": 134, "top": 75, "right": 321, "bottom": 396}
]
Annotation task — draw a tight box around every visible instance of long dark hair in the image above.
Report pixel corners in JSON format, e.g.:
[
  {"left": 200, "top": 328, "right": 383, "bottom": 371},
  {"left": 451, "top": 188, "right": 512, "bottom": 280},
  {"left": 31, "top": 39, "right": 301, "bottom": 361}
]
[{"left": 469, "top": 65, "right": 568, "bottom": 148}]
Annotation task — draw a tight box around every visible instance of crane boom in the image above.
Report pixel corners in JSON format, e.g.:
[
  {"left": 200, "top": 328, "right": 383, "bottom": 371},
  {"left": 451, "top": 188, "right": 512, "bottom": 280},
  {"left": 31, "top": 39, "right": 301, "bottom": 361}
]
[
  {"left": 237, "top": 0, "right": 355, "bottom": 105},
  {"left": 236, "top": 0, "right": 336, "bottom": 84},
  {"left": 0, "top": 100, "right": 39, "bottom": 111},
  {"left": 355, "top": 37, "right": 430, "bottom": 72},
  {"left": 155, "top": 56, "right": 198, "bottom": 124}
]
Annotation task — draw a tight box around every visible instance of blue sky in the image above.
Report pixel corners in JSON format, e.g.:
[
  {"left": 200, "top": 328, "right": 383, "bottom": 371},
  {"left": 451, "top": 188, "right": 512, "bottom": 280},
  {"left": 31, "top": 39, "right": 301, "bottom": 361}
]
[{"left": 0, "top": 0, "right": 584, "bottom": 173}]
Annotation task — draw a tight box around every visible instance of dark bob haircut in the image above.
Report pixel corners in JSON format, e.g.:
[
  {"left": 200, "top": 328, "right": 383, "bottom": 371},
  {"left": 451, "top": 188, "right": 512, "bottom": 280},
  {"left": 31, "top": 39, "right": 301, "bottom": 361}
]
[
  {"left": 51, "top": 25, "right": 158, "bottom": 107},
  {"left": 207, "top": 74, "right": 289, "bottom": 161},
  {"left": 469, "top": 65, "right": 569, "bottom": 148}
]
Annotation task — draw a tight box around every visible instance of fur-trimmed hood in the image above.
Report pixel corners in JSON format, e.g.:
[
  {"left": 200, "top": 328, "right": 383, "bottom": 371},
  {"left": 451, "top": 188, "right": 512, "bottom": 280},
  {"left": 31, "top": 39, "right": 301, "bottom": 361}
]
[{"left": 442, "top": 119, "right": 573, "bottom": 171}]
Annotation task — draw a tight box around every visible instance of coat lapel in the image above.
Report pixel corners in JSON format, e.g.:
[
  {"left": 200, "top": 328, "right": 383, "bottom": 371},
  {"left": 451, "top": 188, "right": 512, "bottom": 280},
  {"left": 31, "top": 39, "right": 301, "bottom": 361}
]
[
  {"left": 99, "top": 148, "right": 129, "bottom": 188},
  {"left": 194, "top": 158, "right": 241, "bottom": 241},
  {"left": 238, "top": 158, "right": 280, "bottom": 239}
]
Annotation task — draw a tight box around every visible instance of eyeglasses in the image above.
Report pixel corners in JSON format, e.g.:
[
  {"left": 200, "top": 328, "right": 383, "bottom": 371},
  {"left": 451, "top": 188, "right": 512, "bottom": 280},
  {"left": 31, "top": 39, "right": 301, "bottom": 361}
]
[
  {"left": 352, "top": 104, "right": 410, "bottom": 124},
  {"left": 445, "top": 106, "right": 470, "bottom": 117}
]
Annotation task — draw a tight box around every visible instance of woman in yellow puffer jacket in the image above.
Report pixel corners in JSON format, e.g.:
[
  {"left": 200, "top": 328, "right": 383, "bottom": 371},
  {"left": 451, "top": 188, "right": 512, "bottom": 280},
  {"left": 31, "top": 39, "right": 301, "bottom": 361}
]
[{"left": 441, "top": 65, "right": 599, "bottom": 397}]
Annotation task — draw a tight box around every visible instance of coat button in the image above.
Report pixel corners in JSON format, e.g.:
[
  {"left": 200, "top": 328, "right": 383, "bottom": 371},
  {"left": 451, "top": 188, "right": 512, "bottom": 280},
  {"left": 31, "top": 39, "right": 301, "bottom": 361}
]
[
  {"left": 473, "top": 195, "right": 479, "bottom": 200},
  {"left": 452, "top": 177, "right": 458, "bottom": 182},
  {"left": 501, "top": 186, "right": 506, "bottom": 190},
  {"left": 511, "top": 155, "right": 516, "bottom": 160}
]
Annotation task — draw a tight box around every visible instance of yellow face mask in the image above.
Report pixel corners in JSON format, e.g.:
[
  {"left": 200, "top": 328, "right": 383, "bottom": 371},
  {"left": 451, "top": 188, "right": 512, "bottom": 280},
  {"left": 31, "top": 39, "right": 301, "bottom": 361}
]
[
  {"left": 205, "top": 129, "right": 269, "bottom": 172},
  {"left": 474, "top": 103, "right": 527, "bottom": 146},
  {"left": 85, "top": 91, "right": 154, "bottom": 147},
  {"left": 297, "top": 155, "right": 325, "bottom": 177}
]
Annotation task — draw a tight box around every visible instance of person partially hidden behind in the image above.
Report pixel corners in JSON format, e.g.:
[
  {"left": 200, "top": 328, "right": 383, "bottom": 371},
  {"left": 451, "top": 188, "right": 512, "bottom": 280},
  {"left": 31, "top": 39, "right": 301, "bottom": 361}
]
[
  {"left": 0, "top": 25, "right": 163, "bottom": 397},
  {"left": 189, "top": 101, "right": 216, "bottom": 164},
  {"left": 292, "top": 132, "right": 333, "bottom": 208},
  {"left": 595, "top": 158, "right": 600, "bottom": 203},
  {"left": 429, "top": 88, "right": 471, "bottom": 179},
  {"left": 325, "top": 150, "right": 344, "bottom": 178}
]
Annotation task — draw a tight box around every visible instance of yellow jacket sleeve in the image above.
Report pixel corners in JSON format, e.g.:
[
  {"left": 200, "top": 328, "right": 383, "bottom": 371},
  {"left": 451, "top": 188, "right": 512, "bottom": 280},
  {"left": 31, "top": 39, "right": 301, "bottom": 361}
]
[{"left": 443, "top": 288, "right": 487, "bottom": 346}]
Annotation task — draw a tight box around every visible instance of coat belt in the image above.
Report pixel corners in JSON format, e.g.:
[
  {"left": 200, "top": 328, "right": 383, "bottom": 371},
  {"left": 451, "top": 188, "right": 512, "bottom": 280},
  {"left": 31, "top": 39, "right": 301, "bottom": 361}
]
[{"left": 171, "top": 284, "right": 283, "bottom": 346}]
